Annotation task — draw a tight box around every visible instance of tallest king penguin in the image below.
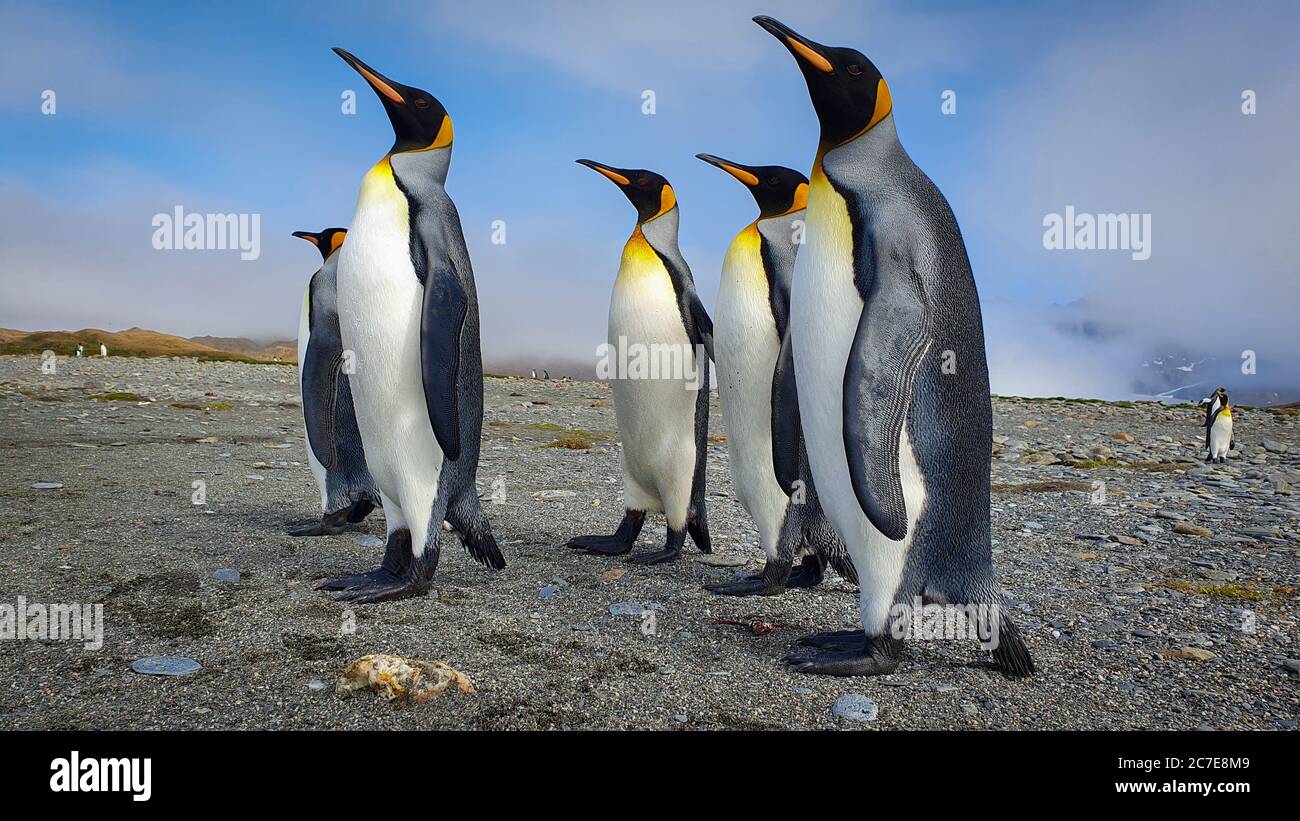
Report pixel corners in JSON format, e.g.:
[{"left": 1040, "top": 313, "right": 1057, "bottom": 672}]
[
  {"left": 566, "top": 161, "right": 714, "bottom": 564},
  {"left": 754, "top": 17, "right": 1032, "bottom": 677},
  {"left": 312, "top": 49, "right": 504, "bottom": 603}
]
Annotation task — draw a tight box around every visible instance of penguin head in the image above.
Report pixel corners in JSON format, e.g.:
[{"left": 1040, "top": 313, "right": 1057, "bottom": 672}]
[
  {"left": 292, "top": 228, "right": 347, "bottom": 262},
  {"left": 696, "top": 154, "right": 808, "bottom": 219},
  {"left": 333, "top": 48, "right": 452, "bottom": 156},
  {"left": 575, "top": 160, "right": 677, "bottom": 224},
  {"left": 1216, "top": 386, "right": 1229, "bottom": 404},
  {"left": 753, "top": 16, "right": 891, "bottom": 150}
]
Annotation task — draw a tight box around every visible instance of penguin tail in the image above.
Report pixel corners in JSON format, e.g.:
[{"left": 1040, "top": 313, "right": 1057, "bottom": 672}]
[
  {"left": 466, "top": 531, "right": 506, "bottom": 570},
  {"left": 990, "top": 605, "right": 1034, "bottom": 678},
  {"left": 687, "top": 502, "right": 712, "bottom": 554}
]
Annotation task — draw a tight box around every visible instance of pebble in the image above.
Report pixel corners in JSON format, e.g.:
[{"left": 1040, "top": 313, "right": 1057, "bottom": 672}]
[
  {"left": 212, "top": 569, "right": 240, "bottom": 583},
  {"left": 131, "top": 656, "right": 201, "bottom": 677},
  {"left": 539, "top": 585, "right": 558, "bottom": 599},
  {"left": 694, "top": 553, "right": 749, "bottom": 567},
  {"left": 31, "top": 482, "right": 64, "bottom": 490},
  {"left": 355, "top": 534, "right": 384, "bottom": 548},
  {"left": 832, "top": 694, "right": 878, "bottom": 722},
  {"left": 609, "top": 602, "right": 646, "bottom": 616}
]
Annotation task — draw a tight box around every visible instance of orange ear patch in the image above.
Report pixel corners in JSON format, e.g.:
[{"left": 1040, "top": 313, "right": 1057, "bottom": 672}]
[{"left": 329, "top": 231, "right": 346, "bottom": 254}]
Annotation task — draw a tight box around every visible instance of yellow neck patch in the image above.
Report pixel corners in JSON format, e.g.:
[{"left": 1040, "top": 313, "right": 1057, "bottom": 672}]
[{"left": 329, "top": 231, "right": 346, "bottom": 254}]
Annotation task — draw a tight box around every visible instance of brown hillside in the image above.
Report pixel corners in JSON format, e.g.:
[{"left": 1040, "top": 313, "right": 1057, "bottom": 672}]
[{"left": 0, "top": 327, "right": 288, "bottom": 364}]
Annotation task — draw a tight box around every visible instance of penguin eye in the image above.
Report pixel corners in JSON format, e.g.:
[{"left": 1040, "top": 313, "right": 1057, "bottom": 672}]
[
  {"left": 767, "top": 176, "right": 780, "bottom": 186},
  {"left": 414, "top": 98, "right": 430, "bottom": 110},
  {"left": 846, "top": 64, "right": 863, "bottom": 76}
]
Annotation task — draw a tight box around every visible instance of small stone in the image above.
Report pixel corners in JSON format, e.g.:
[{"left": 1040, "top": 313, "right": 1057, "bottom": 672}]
[
  {"left": 1282, "top": 659, "right": 1300, "bottom": 675},
  {"left": 831, "top": 693, "right": 878, "bottom": 722},
  {"left": 1117, "top": 536, "right": 1141, "bottom": 546},
  {"left": 694, "top": 553, "right": 748, "bottom": 567},
  {"left": 672, "top": 714, "right": 688, "bottom": 723},
  {"left": 307, "top": 678, "right": 327, "bottom": 691},
  {"left": 539, "top": 585, "right": 558, "bottom": 599},
  {"left": 1092, "top": 639, "right": 1118, "bottom": 650},
  {"left": 1161, "top": 647, "right": 1216, "bottom": 662},
  {"left": 1172, "top": 522, "right": 1213, "bottom": 537},
  {"left": 609, "top": 601, "right": 646, "bottom": 616},
  {"left": 355, "top": 534, "right": 384, "bottom": 548},
  {"left": 961, "top": 702, "right": 979, "bottom": 717},
  {"left": 131, "top": 656, "right": 201, "bottom": 676},
  {"left": 533, "top": 489, "right": 577, "bottom": 500},
  {"left": 31, "top": 482, "right": 64, "bottom": 490},
  {"left": 793, "top": 687, "right": 813, "bottom": 695},
  {"left": 1113, "top": 432, "right": 1135, "bottom": 442},
  {"left": 1132, "top": 629, "right": 1155, "bottom": 639},
  {"left": 212, "top": 569, "right": 240, "bottom": 583}
]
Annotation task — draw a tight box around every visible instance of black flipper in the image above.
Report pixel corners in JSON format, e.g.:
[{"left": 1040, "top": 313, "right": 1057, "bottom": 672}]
[
  {"left": 842, "top": 261, "right": 931, "bottom": 542},
  {"left": 301, "top": 283, "right": 344, "bottom": 471},
  {"left": 686, "top": 293, "right": 715, "bottom": 362},
  {"left": 770, "top": 329, "right": 801, "bottom": 493},
  {"left": 420, "top": 263, "right": 468, "bottom": 462}
]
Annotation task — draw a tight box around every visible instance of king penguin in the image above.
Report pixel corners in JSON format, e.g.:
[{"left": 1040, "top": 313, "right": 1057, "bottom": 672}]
[
  {"left": 313, "top": 49, "right": 505, "bottom": 603},
  {"left": 566, "top": 160, "right": 714, "bottom": 564},
  {"left": 290, "top": 227, "right": 380, "bottom": 536},
  {"left": 754, "top": 17, "right": 1033, "bottom": 677},
  {"left": 1202, "top": 386, "right": 1233, "bottom": 463},
  {"left": 695, "top": 153, "right": 855, "bottom": 595}
]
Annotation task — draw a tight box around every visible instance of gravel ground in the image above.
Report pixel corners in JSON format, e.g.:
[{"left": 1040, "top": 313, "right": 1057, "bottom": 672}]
[{"left": 0, "top": 354, "right": 1296, "bottom": 730}]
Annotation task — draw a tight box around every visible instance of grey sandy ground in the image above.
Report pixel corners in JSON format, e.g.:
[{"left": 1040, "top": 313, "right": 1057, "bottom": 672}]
[{"left": 0, "top": 354, "right": 1296, "bottom": 730}]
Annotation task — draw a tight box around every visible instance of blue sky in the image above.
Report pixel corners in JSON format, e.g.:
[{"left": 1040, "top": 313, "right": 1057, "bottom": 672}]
[{"left": 2, "top": 0, "right": 1298, "bottom": 398}]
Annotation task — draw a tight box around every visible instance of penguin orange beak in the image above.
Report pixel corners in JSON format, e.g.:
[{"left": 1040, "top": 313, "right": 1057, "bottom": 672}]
[
  {"left": 695, "top": 153, "right": 760, "bottom": 187},
  {"left": 332, "top": 47, "right": 406, "bottom": 105},
  {"left": 575, "top": 159, "right": 632, "bottom": 187},
  {"left": 291, "top": 230, "right": 321, "bottom": 246},
  {"left": 753, "top": 16, "right": 834, "bottom": 73}
]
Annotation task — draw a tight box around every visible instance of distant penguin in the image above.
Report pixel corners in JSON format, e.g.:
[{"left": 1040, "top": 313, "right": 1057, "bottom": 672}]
[
  {"left": 75, "top": 344, "right": 83, "bottom": 358},
  {"left": 99, "top": 343, "right": 107, "bottom": 358},
  {"left": 695, "top": 152, "right": 855, "bottom": 595},
  {"left": 1202, "top": 386, "right": 1233, "bottom": 463},
  {"left": 566, "top": 160, "right": 713, "bottom": 564},
  {"left": 755, "top": 17, "right": 1032, "bottom": 677},
  {"left": 315, "top": 49, "right": 505, "bottom": 602},
  {"left": 289, "top": 227, "right": 380, "bottom": 537}
]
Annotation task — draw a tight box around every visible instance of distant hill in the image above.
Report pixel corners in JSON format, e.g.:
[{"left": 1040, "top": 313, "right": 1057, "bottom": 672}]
[
  {"left": 190, "top": 335, "right": 296, "bottom": 363},
  {"left": 0, "top": 327, "right": 290, "bottom": 364}
]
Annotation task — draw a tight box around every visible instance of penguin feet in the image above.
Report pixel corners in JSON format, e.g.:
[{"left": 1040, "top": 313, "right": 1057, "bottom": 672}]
[
  {"left": 785, "top": 632, "right": 904, "bottom": 677},
  {"left": 627, "top": 525, "right": 687, "bottom": 565},
  {"left": 317, "top": 529, "right": 439, "bottom": 604},
  {"left": 784, "top": 554, "right": 827, "bottom": 589},
  {"left": 345, "top": 499, "right": 377, "bottom": 524},
  {"left": 566, "top": 509, "right": 645, "bottom": 557},
  {"left": 287, "top": 507, "right": 351, "bottom": 537},
  {"left": 704, "top": 559, "right": 790, "bottom": 596}
]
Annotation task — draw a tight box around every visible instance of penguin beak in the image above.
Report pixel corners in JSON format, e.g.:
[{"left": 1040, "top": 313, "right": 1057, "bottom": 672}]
[
  {"left": 575, "top": 159, "right": 632, "bottom": 187},
  {"left": 753, "top": 16, "right": 834, "bottom": 74},
  {"left": 695, "top": 153, "right": 760, "bottom": 187},
  {"left": 291, "top": 231, "right": 320, "bottom": 246},
  {"left": 333, "top": 48, "right": 407, "bottom": 105}
]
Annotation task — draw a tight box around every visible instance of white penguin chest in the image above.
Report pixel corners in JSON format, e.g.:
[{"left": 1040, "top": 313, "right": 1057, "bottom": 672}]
[
  {"left": 714, "top": 229, "right": 784, "bottom": 525},
  {"left": 607, "top": 233, "right": 698, "bottom": 488},
  {"left": 336, "top": 161, "right": 442, "bottom": 495}
]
